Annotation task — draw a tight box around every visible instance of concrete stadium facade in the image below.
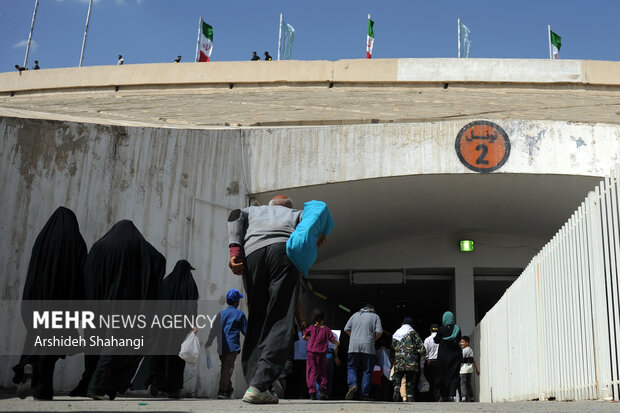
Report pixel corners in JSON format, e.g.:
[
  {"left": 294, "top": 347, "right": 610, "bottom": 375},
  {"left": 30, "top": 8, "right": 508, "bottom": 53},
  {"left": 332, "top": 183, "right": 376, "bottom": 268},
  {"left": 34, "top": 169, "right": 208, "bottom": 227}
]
[{"left": 1, "top": 58, "right": 619, "bottom": 398}]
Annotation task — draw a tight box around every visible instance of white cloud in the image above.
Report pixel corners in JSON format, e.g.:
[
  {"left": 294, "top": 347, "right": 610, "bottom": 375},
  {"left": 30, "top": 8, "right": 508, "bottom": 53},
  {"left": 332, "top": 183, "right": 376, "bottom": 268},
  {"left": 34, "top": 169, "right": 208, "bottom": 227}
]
[{"left": 13, "top": 40, "right": 38, "bottom": 51}]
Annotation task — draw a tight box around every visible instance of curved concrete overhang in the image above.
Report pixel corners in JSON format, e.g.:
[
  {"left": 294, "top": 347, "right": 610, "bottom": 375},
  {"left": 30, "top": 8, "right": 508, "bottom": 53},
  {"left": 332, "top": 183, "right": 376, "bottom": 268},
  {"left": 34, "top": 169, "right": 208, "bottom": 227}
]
[
  {"left": 243, "top": 119, "right": 619, "bottom": 193},
  {"left": 252, "top": 173, "right": 602, "bottom": 263},
  {"left": 2, "top": 58, "right": 620, "bottom": 129}
]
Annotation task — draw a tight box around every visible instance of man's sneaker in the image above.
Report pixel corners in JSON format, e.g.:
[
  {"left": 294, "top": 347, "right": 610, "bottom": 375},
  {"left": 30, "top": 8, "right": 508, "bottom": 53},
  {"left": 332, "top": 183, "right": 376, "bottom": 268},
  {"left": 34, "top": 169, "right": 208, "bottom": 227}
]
[
  {"left": 345, "top": 385, "right": 358, "bottom": 400},
  {"left": 309, "top": 393, "right": 317, "bottom": 400},
  {"left": 392, "top": 387, "right": 401, "bottom": 402},
  {"left": 217, "top": 390, "right": 228, "bottom": 399},
  {"left": 16, "top": 363, "right": 32, "bottom": 399},
  {"left": 271, "top": 379, "right": 284, "bottom": 399},
  {"left": 361, "top": 395, "right": 373, "bottom": 401},
  {"left": 242, "top": 386, "right": 278, "bottom": 404}
]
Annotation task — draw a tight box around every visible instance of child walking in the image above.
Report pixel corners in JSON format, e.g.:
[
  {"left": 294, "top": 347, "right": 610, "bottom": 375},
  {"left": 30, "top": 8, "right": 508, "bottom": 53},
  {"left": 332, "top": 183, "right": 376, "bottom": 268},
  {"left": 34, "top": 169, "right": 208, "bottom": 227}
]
[
  {"left": 303, "top": 309, "right": 340, "bottom": 400},
  {"left": 459, "top": 335, "right": 480, "bottom": 402}
]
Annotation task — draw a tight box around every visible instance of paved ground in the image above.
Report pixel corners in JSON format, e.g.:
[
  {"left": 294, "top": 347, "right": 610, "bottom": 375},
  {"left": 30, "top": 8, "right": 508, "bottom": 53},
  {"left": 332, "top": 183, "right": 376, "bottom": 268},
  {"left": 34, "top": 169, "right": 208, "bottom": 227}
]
[
  {"left": 2, "top": 83, "right": 620, "bottom": 129},
  {"left": 1, "top": 395, "right": 619, "bottom": 413}
]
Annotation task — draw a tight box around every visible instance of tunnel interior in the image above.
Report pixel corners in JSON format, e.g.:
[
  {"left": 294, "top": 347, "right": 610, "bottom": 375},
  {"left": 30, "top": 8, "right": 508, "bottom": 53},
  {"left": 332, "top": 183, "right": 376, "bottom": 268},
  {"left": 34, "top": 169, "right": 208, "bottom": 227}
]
[
  {"left": 306, "top": 268, "right": 454, "bottom": 338},
  {"left": 300, "top": 268, "right": 517, "bottom": 400}
]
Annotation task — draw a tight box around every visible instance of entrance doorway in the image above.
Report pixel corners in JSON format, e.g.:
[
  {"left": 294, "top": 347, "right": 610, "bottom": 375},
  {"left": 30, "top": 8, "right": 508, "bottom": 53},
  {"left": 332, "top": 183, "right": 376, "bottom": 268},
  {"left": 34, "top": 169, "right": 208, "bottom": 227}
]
[
  {"left": 304, "top": 268, "right": 453, "bottom": 400},
  {"left": 306, "top": 268, "right": 453, "bottom": 337}
]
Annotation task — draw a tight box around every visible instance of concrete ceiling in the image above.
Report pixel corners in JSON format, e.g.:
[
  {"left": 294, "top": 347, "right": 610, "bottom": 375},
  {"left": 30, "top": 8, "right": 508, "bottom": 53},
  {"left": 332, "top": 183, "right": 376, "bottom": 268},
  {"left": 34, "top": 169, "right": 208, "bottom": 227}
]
[{"left": 253, "top": 173, "right": 603, "bottom": 262}]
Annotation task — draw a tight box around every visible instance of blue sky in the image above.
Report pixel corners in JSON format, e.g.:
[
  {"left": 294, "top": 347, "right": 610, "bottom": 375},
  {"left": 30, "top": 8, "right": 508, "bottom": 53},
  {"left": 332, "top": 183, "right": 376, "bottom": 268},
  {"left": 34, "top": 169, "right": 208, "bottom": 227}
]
[{"left": 1, "top": 0, "right": 619, "bottom": 71}]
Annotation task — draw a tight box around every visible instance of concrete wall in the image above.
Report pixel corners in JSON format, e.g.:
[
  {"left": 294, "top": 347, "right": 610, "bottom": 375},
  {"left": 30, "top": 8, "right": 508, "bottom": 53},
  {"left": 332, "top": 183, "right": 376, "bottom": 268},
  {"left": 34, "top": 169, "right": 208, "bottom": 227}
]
[
  {"left": 0, "top": 116, "right": 247, "bottom": 396},
  {"left": 3, "top": 58, "right": 620, "bottom": 94},
  {"left": 244, "top": 120, "right": 620, "bottom": 193}
]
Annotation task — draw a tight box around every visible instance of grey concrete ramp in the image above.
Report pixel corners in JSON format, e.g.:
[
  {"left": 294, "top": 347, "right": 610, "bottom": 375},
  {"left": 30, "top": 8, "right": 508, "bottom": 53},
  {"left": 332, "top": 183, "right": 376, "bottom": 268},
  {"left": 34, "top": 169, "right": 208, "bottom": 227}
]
[{"left": 1, "top": 396, "right": 620, "bottom": 413}]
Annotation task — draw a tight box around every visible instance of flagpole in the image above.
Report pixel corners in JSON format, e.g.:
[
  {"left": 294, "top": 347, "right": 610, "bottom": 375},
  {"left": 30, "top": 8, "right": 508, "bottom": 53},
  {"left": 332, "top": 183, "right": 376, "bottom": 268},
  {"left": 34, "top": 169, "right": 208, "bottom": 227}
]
[
  {"left": 79, "top": 0, "right": 93, "bottom": 67},
  {"left": 23, "top": 0, "right": 39, "bottom": 68},
  {"left": 277, "top": 13, "right": 283, "bottom": 61},
  {"left": 195, "top": 16, "right": 203, "bottom": 62},
  {"left": 548, "top": 25, "right": 552, "bottom": 59},
  {"left": 457, "top": 18, "right": 461, "bottom": 58}
]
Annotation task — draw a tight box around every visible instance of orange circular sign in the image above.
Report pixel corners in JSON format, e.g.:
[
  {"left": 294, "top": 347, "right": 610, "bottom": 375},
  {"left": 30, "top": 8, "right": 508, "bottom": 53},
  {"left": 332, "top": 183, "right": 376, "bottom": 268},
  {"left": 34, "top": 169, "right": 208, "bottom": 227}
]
[{"left": 455, "top": 121, "right": 510, "bottom": 173}]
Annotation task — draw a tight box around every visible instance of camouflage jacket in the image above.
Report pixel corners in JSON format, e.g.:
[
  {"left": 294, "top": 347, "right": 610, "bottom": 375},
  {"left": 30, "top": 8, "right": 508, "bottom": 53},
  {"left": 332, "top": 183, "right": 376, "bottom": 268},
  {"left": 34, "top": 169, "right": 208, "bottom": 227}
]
[{"left": 392, "top": 330, "right": 427, "bottom": 372}]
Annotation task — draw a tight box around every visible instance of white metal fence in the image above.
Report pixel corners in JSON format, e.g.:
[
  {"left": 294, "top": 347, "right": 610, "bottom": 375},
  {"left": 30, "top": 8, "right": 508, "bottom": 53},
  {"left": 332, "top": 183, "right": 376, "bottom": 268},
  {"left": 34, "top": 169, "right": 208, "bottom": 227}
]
[{"left": 474, "top": 166, "right": 620, "bottom": 402}]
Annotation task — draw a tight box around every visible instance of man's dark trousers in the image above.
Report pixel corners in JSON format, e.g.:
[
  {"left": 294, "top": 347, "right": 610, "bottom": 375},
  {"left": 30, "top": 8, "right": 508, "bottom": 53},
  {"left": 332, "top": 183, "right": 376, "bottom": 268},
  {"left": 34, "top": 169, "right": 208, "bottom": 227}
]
[
  {"left": 242, "top": 242, "right": 299, "bottom": 391},
  {"left": 425, "top": 359, "right": 439, "bottom": 401},
  {"left": 347, "top": 352, "right": 375, "bottom": 397}
]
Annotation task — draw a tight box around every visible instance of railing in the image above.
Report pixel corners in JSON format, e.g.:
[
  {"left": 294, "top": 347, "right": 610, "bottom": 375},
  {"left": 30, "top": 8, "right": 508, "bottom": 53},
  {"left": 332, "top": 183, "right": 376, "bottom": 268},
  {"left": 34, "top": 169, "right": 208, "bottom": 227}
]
[{"left": 474, "top": 165, "right": 620, "bottom": 402}]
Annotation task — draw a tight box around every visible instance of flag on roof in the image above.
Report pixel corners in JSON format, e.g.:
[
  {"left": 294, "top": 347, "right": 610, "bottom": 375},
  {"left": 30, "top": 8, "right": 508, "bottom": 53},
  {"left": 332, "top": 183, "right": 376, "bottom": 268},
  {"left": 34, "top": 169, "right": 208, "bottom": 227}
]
[
  {"left": 281, "top": 20, "right": 295, "bottom": 60},
  {"left": 459, "top": 21, "right": 471, "bottom": 58},
  {"left": 366, "top": 15, "right": 374, "bottom": 59},
  {"left": 198, "top": 21, "right": 213, "bottom": 62},
  {"left": 550, "top": 30, "right": 561, "bottom": 59}
]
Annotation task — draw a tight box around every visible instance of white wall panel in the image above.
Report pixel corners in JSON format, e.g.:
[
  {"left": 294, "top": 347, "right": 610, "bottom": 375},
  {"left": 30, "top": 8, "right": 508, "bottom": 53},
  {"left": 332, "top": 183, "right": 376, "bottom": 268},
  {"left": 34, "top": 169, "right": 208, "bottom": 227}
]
[{"left": 475, "top": 165, "right": 620, "bottom": 402}]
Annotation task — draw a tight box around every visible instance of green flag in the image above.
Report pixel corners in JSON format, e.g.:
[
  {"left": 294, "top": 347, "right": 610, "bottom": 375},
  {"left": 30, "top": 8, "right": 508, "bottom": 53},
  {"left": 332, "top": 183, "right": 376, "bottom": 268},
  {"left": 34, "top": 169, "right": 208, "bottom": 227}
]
[{"left": 550, "top": 30, "right": 561, "bottom": 59}]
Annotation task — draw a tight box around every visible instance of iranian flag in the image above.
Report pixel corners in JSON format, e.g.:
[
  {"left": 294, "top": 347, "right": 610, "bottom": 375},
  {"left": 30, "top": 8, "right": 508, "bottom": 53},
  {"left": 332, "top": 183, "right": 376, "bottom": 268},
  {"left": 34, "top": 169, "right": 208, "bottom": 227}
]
[
  {"left": 550, "top": 29, "right": 561, "bottom": 59},
  {"left": 198, "top": 21, "right": 213, "bottom": 62},
  {"left": 366, "top": 14, "right": 374, "bottom": 59}
]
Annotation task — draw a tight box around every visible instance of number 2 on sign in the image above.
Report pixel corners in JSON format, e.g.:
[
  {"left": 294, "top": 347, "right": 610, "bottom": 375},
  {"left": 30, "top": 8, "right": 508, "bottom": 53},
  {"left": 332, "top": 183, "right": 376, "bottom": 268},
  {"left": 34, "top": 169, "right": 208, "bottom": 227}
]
[{"left": 475, "top": 144, "right": 489, "bottom": 165}]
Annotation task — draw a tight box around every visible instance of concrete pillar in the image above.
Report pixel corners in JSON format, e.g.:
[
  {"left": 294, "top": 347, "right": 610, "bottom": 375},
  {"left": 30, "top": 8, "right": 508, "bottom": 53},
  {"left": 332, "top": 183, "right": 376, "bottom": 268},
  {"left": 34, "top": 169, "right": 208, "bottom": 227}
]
[{"left": 455, "top": 264, "right": 475, "bottom": 335}]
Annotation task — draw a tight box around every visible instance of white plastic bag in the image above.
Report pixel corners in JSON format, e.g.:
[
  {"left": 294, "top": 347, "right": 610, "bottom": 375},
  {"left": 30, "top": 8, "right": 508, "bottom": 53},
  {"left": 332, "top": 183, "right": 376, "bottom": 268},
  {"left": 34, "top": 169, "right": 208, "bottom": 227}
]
[
  {"left": 418, "top": 372, "right": 430, "bottom": 392},
  {"left": 179, "top": 332, "right": 201, "bottom": 365}
]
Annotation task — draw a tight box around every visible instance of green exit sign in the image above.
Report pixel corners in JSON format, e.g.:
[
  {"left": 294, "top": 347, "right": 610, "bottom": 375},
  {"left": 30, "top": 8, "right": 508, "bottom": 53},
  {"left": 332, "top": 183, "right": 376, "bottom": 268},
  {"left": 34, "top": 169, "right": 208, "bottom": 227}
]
[{"left": 460, "top": 240, "right": 474, "bottom": 252}]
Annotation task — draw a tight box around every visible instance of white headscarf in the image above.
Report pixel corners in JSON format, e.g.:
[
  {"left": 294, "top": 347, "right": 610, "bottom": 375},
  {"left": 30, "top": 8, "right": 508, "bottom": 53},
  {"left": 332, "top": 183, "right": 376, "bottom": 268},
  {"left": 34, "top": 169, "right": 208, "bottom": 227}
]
[{"left": 393, "top": 323, "right": 414, "bottom": 342}]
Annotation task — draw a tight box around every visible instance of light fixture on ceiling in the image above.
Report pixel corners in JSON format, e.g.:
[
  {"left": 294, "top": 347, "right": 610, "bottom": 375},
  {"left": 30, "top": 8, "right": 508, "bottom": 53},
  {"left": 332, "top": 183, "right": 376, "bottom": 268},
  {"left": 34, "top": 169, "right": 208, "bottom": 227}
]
[{"left": 460, "top": 240, "right": 474, "bottom": 252}]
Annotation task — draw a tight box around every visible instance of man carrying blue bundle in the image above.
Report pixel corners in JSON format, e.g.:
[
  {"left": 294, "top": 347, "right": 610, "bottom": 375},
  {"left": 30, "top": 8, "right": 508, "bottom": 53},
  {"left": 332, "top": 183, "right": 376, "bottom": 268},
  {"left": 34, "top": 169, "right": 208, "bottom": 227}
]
[
  {"left": 227, "top": 195, "right": 331, "bottom": 404},
  {"left": 286, "top": 200, "right": 334, "bottom": 277}
]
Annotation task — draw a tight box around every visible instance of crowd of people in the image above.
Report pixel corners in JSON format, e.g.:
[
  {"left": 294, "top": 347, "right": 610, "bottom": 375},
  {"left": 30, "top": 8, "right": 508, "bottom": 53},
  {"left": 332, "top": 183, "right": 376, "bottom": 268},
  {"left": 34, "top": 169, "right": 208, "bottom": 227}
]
[
  {"left": 12, "top": 195, "right": 479, "bottom": 404},
  {"left": 14, "top": 50, "right": 278, "bottom": 72}
]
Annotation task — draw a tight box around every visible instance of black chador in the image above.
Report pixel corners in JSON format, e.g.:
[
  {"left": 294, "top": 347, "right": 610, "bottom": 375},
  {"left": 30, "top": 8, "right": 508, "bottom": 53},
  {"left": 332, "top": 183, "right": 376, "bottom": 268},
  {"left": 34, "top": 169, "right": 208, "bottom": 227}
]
[
  {"left": 144, "top": 260, "right": 199, "bottom": 398},
  {"left": 70, "top": 220, "right": 165, "bottom": 399},
  {"left": 12, "top": 207, "right": 88, "bottom": 400}
]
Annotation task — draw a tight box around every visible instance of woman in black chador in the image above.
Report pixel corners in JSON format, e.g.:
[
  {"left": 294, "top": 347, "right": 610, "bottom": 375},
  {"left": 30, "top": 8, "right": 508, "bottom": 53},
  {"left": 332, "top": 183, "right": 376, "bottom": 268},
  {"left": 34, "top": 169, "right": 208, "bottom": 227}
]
[
  {"left": 146, "top": 259, "right": 199, "bottom": 398},
  {"left": 69, "top": 220, "right": 166, "bottom": 400},
  {"left": 433, "top": 311, "right": 462, "bottom": 402},
  {"left": 12, "top": 206, "right": 88, "bottom": 400}
]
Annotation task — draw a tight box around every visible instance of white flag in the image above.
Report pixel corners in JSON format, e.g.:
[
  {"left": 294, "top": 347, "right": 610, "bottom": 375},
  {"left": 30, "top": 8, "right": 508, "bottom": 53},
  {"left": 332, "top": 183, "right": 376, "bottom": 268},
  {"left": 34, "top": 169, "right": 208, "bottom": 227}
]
[
  {"left": 459, "top": 22, "right": 471, "bottom": 58},
  {"left": 280, "top": 21, "right": 295, "bottom": 60}
]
